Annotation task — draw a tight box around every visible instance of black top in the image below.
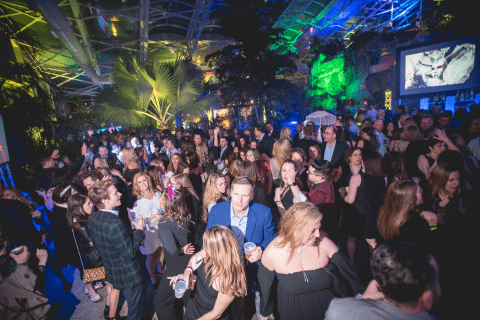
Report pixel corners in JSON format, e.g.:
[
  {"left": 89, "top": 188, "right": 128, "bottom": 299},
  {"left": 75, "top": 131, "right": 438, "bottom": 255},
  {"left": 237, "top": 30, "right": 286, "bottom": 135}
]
[
  {"left": 73, "top": 222, "right": 103, "bottom": 268},
  {"left": 186, "top": 194, "right": 201, "bottom": 245},
  {"left": 253, "top": 183, "right": 268, "bottom": 207},
  {"left": 350, "top": 172, "right": 386, "bottom": 239},
  {"left": 184, "top": 262, "right": 230, "bottom": 320},
  {"left": 49, "top": 206, "right": 80, "bottom": 268},
  {"left": 297, "top": 138, "right": 322, "bottom": 157},
  {"left": 257, "top": 251, "right": 364, "bottom": 320},
  {"left": 157, "top": 217, "right": 189, "bottom": 256},
  {"left": 299, "top": 167, "right": 310, "bottom": 192},
  {"left": 404, "top": 140, "right": 429, "bottom": 178},
  {"left": 281, "top": 188, "right": 295, "bottom": 211},
  {"left": 124, "top": 168, "right": 141, "bottom": 184},
  {"left": 360, "top": 139, "right": 374, "bottom": 151}
]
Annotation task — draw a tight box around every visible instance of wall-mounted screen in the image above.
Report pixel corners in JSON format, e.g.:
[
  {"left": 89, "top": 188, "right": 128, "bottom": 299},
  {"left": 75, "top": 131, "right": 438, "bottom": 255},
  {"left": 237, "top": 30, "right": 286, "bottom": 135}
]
[{"left": 399, "top": 36, "right": 479, "bottom": 97}]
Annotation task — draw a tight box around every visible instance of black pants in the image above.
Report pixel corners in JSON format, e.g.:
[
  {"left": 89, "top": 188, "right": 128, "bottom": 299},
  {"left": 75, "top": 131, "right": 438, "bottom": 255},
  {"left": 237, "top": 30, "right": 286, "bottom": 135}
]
[
  {"left": 123, "top": 281, "right": 146, "bottom": 320},
  {"left": 153, "top": 251, "right": 191, "bottom": 320}
]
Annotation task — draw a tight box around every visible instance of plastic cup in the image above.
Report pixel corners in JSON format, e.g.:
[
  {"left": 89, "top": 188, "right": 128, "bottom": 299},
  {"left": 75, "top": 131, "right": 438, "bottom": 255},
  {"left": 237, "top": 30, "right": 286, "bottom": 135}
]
[
  {"left": 174, "top": 279, "right": 187, "bottom": 299},
  {"left": 412, "top": 177, "right": 421, "bottom": 184},
  {"left": 243, "top": 242, "right": 256, "bottom": 260}
]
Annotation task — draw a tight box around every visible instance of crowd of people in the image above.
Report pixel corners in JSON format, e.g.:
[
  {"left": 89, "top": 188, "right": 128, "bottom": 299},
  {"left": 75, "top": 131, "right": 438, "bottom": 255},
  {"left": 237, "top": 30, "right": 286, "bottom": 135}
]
[{"left": 0, "top": 104, "right": 479, "bottom": 320}]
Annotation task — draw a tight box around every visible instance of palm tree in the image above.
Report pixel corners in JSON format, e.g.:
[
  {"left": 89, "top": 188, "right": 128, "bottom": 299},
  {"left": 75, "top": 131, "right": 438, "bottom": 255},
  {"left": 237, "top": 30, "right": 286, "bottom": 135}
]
[{"left": 95, "top": 51, "right": 211, "bottom": 129}]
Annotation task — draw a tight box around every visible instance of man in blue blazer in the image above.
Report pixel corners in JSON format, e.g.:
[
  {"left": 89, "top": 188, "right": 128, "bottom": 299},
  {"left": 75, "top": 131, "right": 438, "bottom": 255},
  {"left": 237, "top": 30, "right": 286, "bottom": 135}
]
[{"left": 207, "top": 176, "right": 276, "bottom": 320}]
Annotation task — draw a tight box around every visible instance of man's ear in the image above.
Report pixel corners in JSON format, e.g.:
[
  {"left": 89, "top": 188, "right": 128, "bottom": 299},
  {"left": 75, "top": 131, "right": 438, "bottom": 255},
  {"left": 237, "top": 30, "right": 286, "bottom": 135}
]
[{"left": 420, "top": 289, "right": 434, "bottom": 311}]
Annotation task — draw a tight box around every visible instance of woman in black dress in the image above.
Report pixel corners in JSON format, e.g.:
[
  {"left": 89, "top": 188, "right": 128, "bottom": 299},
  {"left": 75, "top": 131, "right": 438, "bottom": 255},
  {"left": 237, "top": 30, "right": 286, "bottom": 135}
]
[
  {"left": 377, "top": 180, "right": 439, "bottom": 256},
  {"left": 67, "top": 194, "right": 113, "bottom": 304},
  {"left": 258, "top": 202, "right": 363, "bottom": 320},
  {"left": 343, "top": 150, "right": 387, "bottom": 263},
  {"left": 49, "top": 184, "right": 82, "bottom": 271},
  {"left": 356, "top": 127, "right": 378, "bottom": 151},
  {"left": 274, "top": 160, "right": 305, "bottom": 215},
  {"left": 151, "top": 188, "right": 195, "bottom": 320},
  {"left": 170, "top": 225, "right": 247, "bottom": 320}
]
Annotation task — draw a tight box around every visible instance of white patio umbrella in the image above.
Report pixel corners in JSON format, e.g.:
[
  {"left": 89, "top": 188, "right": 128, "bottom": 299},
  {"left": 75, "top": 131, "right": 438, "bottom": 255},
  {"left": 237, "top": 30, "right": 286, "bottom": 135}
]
[{"left": 304, "top": 111, "right": 337, "bottom": 126}]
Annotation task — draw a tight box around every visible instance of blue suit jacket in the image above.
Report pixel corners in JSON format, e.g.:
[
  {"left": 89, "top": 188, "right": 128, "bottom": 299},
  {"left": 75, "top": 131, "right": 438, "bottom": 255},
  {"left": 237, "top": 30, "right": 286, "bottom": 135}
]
[{"left": 206, "top": 200, "right": 276, "bottom": 251}]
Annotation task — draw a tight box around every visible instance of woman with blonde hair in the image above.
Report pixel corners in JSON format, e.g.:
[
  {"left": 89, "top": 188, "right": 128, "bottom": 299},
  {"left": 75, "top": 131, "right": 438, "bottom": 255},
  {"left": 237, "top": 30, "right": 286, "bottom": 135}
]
[
  {"left": 130, "top": 172, "right": 164, "bottom": 286},
  {"left": 202, "top": 173, "right": 229, "bottom": 223},
  {"left": 121, "top": 147, "right": 142, "bottom": 183},
  {"left": 271, "top": 138, "right": 292, "bottom": 188},
  {"left": 258, "top": 202, "right": 363, "bottom": 320},
  {"left": 196, "top": 142, "right": 216, "bottom": 174},
  {"left": 280, "top": 127, "right": 293, "bottom": 145},
  {"left": 171, "top": 225, "right": 247, "bottom": 320},
  {"left": 151, "top": 188, "right": 195, "bottom": 320}
]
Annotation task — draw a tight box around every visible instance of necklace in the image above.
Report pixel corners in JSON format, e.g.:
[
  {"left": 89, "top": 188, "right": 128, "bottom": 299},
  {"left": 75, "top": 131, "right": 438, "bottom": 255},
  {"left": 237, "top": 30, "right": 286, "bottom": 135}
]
[{"left": 297, "top": 247, "right": 309, "bottom": 282}]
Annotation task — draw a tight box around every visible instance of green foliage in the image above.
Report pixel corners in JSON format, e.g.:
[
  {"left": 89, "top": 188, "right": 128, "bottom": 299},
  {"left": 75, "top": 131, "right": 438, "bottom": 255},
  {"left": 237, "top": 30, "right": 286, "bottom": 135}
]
[
  {"left": 0, "top": 5, "right": 57, "bottom": 162},
  {"left": 307, "top": 51, "right": 362, "bottom": 111},
  {"left": 95, "top": 51, "right": 212, "bottom": 129}
]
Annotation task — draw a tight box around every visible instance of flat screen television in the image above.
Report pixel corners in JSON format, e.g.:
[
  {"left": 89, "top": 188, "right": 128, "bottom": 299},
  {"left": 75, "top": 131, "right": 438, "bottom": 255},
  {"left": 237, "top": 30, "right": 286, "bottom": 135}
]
[{"left": 398, "top": 35, "right": 480, "bottom": 97}]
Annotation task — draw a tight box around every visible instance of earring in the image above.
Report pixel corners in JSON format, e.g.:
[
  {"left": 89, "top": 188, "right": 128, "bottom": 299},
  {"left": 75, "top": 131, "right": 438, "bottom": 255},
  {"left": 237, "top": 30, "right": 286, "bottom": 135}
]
[{"left": 294, "top": 232, "right": 297, "bottom": 236}]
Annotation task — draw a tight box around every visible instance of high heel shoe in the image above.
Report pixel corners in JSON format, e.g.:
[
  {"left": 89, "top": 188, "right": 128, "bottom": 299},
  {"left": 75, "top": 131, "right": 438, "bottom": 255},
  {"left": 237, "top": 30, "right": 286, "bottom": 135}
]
[
  {"left": 104, "top": 305, "right": 110, "bottom": 319},
  {"left": 89, "top": 293, "right": 103, "bottom": 303}
]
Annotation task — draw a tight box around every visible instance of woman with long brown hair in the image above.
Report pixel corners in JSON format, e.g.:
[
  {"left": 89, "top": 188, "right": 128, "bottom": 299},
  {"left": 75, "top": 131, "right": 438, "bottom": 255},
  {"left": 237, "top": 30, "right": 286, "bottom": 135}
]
[
  {"left": 274, "top": 159, "right": 304, "bottom": 215},
  {"left": 151, "top": 189, "right": 195, "bottom": 320},
  {"left": 170, "top": 225, "right": 247, "bottom": 320},
  {"left": 169, "top": 173, "right": 201, "bottom": 245},
  {"left": 357, "top": 127, "right": 378, "bottom": 151},
  {"left": 130, "top": 172, "right": 163, "bottom": 287},
  {"left": 246, "top": 148, "right": 272, "bottom": 196},
  {"left": 258, "top": 202, "right": 363, "bottom": 320},
  {"left": 377, "top": 180, "right": 438, "bottom": 249},
  {"left": 342, "top": 150, "right": 387, "bottom": 262},
  {"left": 166, "top": 153, "right": 183, "bottom": 176}
]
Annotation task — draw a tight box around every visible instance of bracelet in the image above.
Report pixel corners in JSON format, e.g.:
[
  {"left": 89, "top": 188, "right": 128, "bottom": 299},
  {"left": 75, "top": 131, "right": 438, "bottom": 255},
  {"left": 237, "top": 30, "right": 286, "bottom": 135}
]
[
  {"left": 185, "top": 267, "right": 193, "bottom": 275},
  {"left": 430, "top": 226, "right": 438, "bottom": 231},
  {"left": 38, "top": 265, "right": 46, "bottom": 273}
]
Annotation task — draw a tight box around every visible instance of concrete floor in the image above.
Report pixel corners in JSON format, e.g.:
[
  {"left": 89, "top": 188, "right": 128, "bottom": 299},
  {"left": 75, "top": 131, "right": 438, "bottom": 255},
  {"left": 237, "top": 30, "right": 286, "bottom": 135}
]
[{"left": 45, "top": 264, "right": 157, "bottom": 320}]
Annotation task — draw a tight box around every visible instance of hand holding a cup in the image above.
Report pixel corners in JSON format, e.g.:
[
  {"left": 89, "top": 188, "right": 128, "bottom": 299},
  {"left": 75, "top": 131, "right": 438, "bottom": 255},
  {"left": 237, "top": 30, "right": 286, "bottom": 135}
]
[{"left": 247, "top": 244, "right": 262, "bottom": 263}]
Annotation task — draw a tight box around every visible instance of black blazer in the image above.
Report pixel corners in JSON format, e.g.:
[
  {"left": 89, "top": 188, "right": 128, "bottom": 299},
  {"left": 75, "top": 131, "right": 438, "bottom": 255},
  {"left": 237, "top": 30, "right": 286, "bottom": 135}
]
[
  {"left": 320, "top": 141, "right": 349, "bottom": 166},
  {"left": 213, "top": 146, "right": 232, "bottom": 161},
  {"left": 258, "top": 135, "right": 274, "bottom": 158},
  {"left": 268, "top": 130, "right": 280, "bottom": 141},
  {"left": 297, "top": 138, "right": 322, "bottom": 156}
]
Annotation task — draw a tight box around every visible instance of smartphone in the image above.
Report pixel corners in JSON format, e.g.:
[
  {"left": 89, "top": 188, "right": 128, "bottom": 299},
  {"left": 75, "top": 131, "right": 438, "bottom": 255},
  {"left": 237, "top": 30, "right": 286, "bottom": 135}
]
[{"left": 10, "top": 246, "right": 24, "bottom": 255}]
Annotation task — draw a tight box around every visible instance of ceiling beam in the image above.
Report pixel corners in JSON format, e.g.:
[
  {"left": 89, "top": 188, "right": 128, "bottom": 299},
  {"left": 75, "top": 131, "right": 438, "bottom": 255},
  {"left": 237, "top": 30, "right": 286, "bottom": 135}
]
[
  {"left": 140, "top": 0, "right": 150, "bottom": 61},
  {"left": 69, "top": 0, "right": 100, "bottom": 74}
]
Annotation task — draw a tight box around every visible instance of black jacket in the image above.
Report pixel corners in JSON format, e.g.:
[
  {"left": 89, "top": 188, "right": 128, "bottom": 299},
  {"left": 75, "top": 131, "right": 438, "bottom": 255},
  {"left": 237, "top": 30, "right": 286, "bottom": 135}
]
[
  {"left": 320, "top": 141, "right": 349, "bottom": 166},
  {"left": 258, "top": 135, "right": 274, "bottom": 158}
]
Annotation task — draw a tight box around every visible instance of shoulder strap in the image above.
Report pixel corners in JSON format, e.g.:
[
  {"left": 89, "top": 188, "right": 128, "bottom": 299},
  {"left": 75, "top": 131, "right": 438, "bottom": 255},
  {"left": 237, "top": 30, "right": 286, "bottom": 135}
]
[{"left": 71, "top": 229, "right": 85, "bottom": 273}]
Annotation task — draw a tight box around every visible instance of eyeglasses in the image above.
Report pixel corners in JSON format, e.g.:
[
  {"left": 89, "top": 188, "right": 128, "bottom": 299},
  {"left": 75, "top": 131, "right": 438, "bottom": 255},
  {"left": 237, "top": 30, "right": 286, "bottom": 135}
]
[{"left": 306, "top": 170, "right": 318, "bottom": 175}]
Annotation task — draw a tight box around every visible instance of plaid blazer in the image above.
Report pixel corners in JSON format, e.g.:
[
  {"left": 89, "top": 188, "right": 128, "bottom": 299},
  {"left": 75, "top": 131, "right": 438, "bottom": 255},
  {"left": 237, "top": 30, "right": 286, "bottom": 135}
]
[{"left": 87, "top": 210, "right": 145, "bottom": 290}]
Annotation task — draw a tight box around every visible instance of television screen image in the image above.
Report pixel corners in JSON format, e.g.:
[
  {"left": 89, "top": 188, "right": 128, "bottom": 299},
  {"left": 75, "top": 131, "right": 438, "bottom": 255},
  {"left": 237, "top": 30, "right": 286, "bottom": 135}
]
[
  {"left": 399, "top": 36, "right": 480, "bottom": 97},
  {"left": 405, "top": 44, "right": 475, "bottom": 90}
]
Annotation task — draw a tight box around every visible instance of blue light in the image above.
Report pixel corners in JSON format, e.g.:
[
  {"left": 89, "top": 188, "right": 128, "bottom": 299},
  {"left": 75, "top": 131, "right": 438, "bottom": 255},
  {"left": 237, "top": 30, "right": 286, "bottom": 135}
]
[{"left": 420, "top": 98, "right": 429, "bottom": 110}]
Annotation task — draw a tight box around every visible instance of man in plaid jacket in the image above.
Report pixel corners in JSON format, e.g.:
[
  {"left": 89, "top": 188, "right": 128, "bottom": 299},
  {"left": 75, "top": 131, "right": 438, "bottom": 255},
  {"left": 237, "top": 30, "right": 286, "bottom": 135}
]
[{"left": 88, "top": 179, "right": 146, "bottom": 320}]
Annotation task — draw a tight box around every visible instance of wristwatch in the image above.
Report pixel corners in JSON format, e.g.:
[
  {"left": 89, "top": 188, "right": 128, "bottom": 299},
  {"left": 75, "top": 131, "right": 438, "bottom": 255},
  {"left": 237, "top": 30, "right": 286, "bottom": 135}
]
[{"left": 288, "top": 182, "right": 297, "bottom": 187}]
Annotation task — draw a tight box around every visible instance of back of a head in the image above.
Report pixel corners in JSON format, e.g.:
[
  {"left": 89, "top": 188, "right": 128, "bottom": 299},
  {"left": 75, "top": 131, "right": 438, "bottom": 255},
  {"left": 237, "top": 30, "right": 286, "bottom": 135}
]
[
  {"left": 362, "top": 150, "right": 386, "bottom": 179},
  {"left": 370, "top": 241, "right": 435, "bottom": 303},
  {"left": 303, "top": 125, "right": 314, "bottom": 137},
  {"left": 237, "top": 161, "right": 257, "bottom": 184}
]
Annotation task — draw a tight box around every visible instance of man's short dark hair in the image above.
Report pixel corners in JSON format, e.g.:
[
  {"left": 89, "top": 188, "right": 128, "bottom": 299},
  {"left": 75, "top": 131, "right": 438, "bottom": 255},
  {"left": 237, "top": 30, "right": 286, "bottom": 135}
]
[
  {"left": 254, "top": 124, "right": 266, "bottom": 134},
  {"left": 370, "top": 241, "right": 435, "bottom": 303},
  {"left": 346, "top": 116, "right": 355, "bottom": 123},
  {"left": 266, "top": 120, "right": 273, "bottom": 126},
  {"left": 422, "top": 113, "right": 434, "bottom": 120},
  {"left": 303, "top": 125, "right": 314, "bottom": 136},
  {"left": 311, "top": 159, "right": 333, "bottom": 180},
  {"left": 397, "top": 105, "right": 406, "bottom": 113},
  {"left": 164, "top": 135, "right": 174, "bottom": 145},
  {"left": 219, "top": 136, "right": 228, "bottom": 142},
  {"left": 80, "top": 170, "right": 101, "bottom": 182}
]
